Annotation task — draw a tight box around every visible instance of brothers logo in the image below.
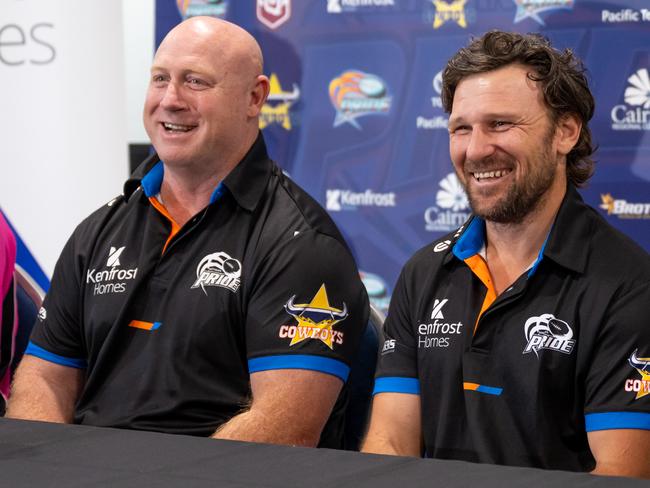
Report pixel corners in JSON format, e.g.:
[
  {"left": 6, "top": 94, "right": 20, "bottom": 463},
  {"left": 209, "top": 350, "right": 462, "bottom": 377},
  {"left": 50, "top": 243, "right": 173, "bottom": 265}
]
[
  {"left": 523, "top": 313, "right": 576, "bottom": 358},
  {"left": 86, "top": 246, "right": 138, "bottom": 296},
  {"left": 329, "top": 70, "right": 392, "bottom": 129},
  {"left": 512, "top": 0, "right": 573, "bottom": 25},
  {"left": 176, "top": 0, "right": 228, "bottom": 19},
  {"left": 260, "top": 74, "right": 300, "bottom": 131},
  {"left": 424, "top": 173, "right": 470, "bottom": 232},
  {"left": 326, "top": 189, "right": 396, "bottom": 211},
  {"left": 600, "top": 193, "right": 650, "bottom": 220},
  {"left": 625, "top": 349, "right": 650, "bottom": 400},
  {"left": 611, "top": 68, "right": 650, "bottom": 131},
  {"left": 191, "top": 251, "right": 242, "bottom": 294},
  {"left": 279, "top": 284, "right": 348, "bottom": 349},
  {"left": 257, "top": 0, "right": 291, "bottom": 29}
]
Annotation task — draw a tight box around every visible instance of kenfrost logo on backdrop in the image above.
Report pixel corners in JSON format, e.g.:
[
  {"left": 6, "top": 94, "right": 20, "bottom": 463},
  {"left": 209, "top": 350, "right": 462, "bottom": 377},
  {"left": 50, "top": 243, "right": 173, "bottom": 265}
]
[
  {"left": 86, "top": 246, "right": 138, "bottom": 296},
  {"left": 259, "top": 74, "right": 300, "bottom": 130},
  {"left": 611, "top": 68, "right": 650, "bottom": 131},
  {"left": 416, "top": 71, "right": 449, "bottom": 130},
  {"left": 512, "top": 0, "right": 573, "bottom": 25},
  {"left": 329, "top": 70, "right": 392, "bottom": 129},
  {"left": 523, "top": 313, "right": 576, "bottom": 357},
  {"left": 177, "top": 0, "right": 228, "bottom": 19},
  {"left": 599, "top": 193, "right": 650, "bottom": 219},
  {"left": 191, "top": 251, "right": 242, "bottom": 294},
  {"left": 257, "top": 0, "right": 291, "bottom": 29},
  {"left": 326, "top": 189, "right": 396, "bottom": 211},
  {"left": 425, "top": 173, "right": 470, "bottom": 232},
  {"left": 418, "top": 298, "right": 463, "bottom": 349},
  {"left": 327, "top": 0, "right": 396, "bottom": 13}
]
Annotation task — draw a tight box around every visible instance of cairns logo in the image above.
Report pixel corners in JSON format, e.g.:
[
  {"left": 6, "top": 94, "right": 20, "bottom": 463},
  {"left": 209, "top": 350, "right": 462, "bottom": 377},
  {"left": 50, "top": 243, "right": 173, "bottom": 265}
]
[
  {"left": 523, "top": 313, "right": 576, "bottom": 358},
  {"left": 191, "top": 251, "right": 242, "bottom": 294},
  {"left": 416, "top": 71, "right": 449, "bottom": 130},
  {"left": 611, "top": 68, "right": 650, "bottom": 131},
  {"left": 329, "top": 70, "right": 392, "bottom": 129},
  {"left": 176, "top": 0, "right": 228, "bottom": 19},
  {"left": 260, "top": 74, "right": 300, "bottom": 131},
  {"left": 86, "top": 246, "right": 138, "bottom": 296},
  {"left": 279, "top": 284, "right": 348, "bottom": 349},
  {"left": 625, "top": 349, "right": 650, "bottom": 400},
  {"left": 512, "top": 0, "right": 573, "bottom": 25},
  {"left": 257, "top": 0, "right": 291, "bottom": 29},
  {"left": 425, "top": 173, "right": 470, "bottom": 232},
  {"left": 599, "top": 193, "right": 650, "bottom": 219}
]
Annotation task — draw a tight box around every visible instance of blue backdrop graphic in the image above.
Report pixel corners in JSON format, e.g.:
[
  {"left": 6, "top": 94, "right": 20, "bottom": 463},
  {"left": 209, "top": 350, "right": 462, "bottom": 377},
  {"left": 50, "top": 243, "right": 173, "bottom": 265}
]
[{"left": 157, "top": 0, "right": 650, "bottom": 313}]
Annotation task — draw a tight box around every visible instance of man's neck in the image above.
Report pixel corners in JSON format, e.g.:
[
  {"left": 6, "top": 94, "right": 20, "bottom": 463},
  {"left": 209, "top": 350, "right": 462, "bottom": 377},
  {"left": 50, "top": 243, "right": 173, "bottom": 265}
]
[{"left": 484, "top": 180, "right": 566, "bottom": 295}]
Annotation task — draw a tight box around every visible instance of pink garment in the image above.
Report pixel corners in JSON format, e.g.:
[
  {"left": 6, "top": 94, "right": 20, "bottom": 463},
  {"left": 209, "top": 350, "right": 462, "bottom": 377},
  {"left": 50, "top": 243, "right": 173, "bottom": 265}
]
[{"left": 0, "top": 211, "right": 17, "bottom": 400}]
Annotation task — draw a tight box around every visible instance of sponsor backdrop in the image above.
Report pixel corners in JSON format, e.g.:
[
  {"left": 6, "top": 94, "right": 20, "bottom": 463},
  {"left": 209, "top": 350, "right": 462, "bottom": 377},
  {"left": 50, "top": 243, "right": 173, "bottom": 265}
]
[
  {"left": 161, "top": 0, "right": 649, "bottom": 313},
  {"left": 0, "top": 0, "right": 127, "bottom": 290}
]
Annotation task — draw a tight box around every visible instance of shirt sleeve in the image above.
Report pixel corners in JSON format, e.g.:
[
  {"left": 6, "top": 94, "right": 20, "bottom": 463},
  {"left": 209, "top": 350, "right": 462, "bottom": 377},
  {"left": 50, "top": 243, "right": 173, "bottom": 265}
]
[
  {"left": 584, "top": 279, "right": 650, "bottom": 431},
  {"left": 27, "top": 231, "right": 87, "bottom": 369},
  {"left": 373, "top": 265, "right": 420, "bottom": 395},
  {"left": 245, "top": 230, "right": 368, "bottom": 383}
]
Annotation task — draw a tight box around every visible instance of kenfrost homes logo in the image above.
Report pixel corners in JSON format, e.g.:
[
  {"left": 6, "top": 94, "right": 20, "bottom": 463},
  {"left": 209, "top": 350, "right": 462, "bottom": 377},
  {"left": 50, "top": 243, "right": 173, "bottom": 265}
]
[
  {"left": 86, "top": 246, "right": 138, "bottom": 296},
  {"left": 425, "top": 173, "right": 470, "bottom": 232},
  {"left": 416, "top": 71, "right": 449, "bottom": 130},
  {"left": 260, "top": 73, "right": 300, "bottom": 131},
  {"left": 191, "top": 251, "right": 242, "bottom": 294},
  {"left": 257, "top": 0, "right": 291, "bottom": 29},
  {"left": 329, "top": 70, "right": 391, "bottom": 129},
  {"left": 611, "top": 68, "right": 650, "bottom": 131},
  {"left": 626, "top": 349, "right": 650, "bottom": 400},
  {"left": 418, "top": 298, "right": 463, "bottom": 349},
  {"left": 513, "top": 0, "right": 573, "bottom": 26},
  {"left": 523, "top": 313, "right": 576, "bottom": 357},
  {"left": 177, "top": 0, "right": 228, "bottom": 19},
  {"left": 327, "top": 0, "right": 396, "bottom": 14},
  {"left": 326, "top": 189, "right": 396, "bottom": 211},
  {"left": 600, "top": 193, "right": 650, "bottom": 219},
  {"left": 279, "top": 284, "right": 348, "bottom": 349}
]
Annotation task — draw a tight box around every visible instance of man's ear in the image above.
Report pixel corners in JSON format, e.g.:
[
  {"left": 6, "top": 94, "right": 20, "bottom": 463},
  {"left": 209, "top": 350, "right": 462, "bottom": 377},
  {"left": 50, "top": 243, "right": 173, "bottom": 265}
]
[
  {"left": 555, "top": 113, "right": 582, "bottom": 156},
  {"left": 248, "top": 75, "right": 270, "bottom": 118}
]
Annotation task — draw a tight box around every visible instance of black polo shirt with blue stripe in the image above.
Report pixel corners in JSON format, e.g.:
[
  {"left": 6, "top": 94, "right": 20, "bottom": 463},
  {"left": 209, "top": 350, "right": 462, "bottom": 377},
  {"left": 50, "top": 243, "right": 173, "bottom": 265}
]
[
  {"left": 27, "top": 133, "right": 368, "bottom": 444},
  {"left": 374, "top": 184, "right": 650, "bottom": 471}
]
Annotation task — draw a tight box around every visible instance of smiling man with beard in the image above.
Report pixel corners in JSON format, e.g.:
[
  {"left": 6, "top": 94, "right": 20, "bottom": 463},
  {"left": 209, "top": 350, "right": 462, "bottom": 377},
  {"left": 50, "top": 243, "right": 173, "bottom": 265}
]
[{"left": 362, "top": 31, "right": 650, "bottom": 477}]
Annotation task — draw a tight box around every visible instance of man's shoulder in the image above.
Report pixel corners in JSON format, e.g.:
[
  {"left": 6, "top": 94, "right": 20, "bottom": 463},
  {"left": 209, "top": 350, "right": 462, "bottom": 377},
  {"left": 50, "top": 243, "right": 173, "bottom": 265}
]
[
  {"left": 70, "top": 193, "right": 134, "bottom": 245},
  {"left": 400, "top": 226, "right": 464, "bottom": 280}
]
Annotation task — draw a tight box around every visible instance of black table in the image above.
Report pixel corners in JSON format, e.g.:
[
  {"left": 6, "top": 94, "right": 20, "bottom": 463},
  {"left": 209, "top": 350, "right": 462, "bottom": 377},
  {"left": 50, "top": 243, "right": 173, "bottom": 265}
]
[{"left": 0, "top": 418, "right": 643, "bottom": 487}]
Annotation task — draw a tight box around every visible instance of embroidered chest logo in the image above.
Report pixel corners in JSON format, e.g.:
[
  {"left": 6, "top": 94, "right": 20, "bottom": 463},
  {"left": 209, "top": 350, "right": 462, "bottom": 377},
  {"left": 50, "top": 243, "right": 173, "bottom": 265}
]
[
  {"left": 279, "top": 284, "right": 348, "bottom": 349},
  {"left": 191, "top": 251, "right": 242, "bottom": 294},
  {"left": 625, "top": 350, "right": 650, "bottom": 399},
  {"left": 523, "top": 313, "right": 576, "bottom": 357},
  {"left": 417, "top": 298, "right": 463, "bottom": 349},
  {"left": 86, "top": 245, "right": 138, "bottom": 296}
]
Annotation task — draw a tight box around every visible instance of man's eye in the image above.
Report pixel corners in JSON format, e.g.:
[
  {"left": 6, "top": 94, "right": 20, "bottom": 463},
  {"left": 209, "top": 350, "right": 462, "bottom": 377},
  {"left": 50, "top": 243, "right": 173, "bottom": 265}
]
[
  {"left": 188, "top": 78, "right": 204, "bottom": 86},
  {"left": 493, "top": 121, "right": 512, "bottom": 130},
  {"left": 450, "top": 125, "right": 470, "bottom": 135}
]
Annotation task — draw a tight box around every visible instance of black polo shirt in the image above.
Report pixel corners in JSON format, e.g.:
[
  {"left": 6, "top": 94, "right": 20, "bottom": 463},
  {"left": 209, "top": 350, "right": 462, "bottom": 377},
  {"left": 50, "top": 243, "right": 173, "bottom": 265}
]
[
  {"left": 374, "top": 184, "right": 650, "bottom": 471},
  {"left": 27, "top": 134, "right": 368, "bottom": 444}
]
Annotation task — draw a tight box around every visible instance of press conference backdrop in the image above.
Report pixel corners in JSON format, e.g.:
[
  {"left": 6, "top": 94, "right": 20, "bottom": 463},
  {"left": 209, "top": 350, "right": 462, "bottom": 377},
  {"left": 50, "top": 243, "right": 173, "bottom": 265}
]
[{"left": 157, "top": 0, "right": 650, "bottom": 313}]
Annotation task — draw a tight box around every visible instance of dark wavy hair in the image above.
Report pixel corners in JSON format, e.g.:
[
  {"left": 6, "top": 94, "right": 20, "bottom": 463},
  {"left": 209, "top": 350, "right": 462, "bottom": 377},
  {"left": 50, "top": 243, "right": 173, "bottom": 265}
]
[{"left": 441, "top": 31, "right": 595, "bottom": 187}]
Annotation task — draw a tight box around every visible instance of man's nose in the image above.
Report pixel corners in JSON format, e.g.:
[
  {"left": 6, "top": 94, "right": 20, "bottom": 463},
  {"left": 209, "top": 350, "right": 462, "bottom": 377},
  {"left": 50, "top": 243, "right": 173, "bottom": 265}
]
[
  {"left": 465, "top": 127, "right": 496, "bottom": 162},
  {"left": 160, "top": 82, "right": 187, "bottom": 110}
]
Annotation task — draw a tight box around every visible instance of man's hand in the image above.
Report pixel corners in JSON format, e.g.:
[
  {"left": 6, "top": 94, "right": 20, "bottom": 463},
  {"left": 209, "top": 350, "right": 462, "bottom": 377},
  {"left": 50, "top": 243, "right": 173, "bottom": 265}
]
[
  {"left": 589, "top": 429, "right": 650, "bottom": 478},
  {"left": 212, "top": 369, "right": 342, "bottom": 447},
  {"left": 6, "top": 355, "right": 84, "bottom": 423},
  {"left": 362, "top": 392, "right": 422, "bottom": 456}
]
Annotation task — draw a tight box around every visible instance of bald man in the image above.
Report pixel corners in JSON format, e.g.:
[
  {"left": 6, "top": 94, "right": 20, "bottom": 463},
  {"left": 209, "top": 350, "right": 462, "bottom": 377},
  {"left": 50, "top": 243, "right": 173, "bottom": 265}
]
[{"left": 7, "top": 18, "right": 368, "bottom": 448}]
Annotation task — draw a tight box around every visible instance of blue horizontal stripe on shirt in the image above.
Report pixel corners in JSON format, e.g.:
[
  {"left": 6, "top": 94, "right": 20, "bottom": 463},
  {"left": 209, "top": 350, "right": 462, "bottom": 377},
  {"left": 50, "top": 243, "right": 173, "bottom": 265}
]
[
  {"left": 248, "top": 355, "right": 350, "bottom": 382},
  {"left": 373, "top": 377, "right": 420, "bottom": 395},
  {"left": 585, "top": 412, "right": 650, "bottom": 432},
  {"left": 25, "top": 341, "right": 87, "bottom": 369},
  {"left": 476, "top": 385, "right": 503, "bottom": 396}
]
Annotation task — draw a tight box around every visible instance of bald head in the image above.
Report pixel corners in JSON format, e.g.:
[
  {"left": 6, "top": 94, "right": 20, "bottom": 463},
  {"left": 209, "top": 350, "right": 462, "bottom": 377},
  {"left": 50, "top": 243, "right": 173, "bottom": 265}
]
[{"left": 143, "top": 17, "right": 270, "bottom": 173}]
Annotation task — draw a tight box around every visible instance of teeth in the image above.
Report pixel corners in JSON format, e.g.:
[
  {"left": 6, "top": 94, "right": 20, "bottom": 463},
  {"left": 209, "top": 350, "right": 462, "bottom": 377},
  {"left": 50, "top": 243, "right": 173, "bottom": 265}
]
[
  {"left": 473, "top": 169, "right": 510, "bottom": 181},
  {"left": 163, "top": 122, "right": 193, "bottom": 132}
]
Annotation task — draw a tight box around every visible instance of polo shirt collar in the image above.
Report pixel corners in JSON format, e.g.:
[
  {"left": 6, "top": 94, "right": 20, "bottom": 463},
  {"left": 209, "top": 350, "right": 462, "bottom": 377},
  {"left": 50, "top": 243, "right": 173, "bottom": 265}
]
[{"left": 123, "top": 132, "right": 271, "bottom": 211}]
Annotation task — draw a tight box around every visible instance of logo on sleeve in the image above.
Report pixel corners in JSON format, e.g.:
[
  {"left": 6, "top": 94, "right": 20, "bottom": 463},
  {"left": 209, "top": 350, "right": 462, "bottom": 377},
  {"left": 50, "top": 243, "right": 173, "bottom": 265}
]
[
  {"left": 381, "top": 338, "right": 396, "bottom": 354},
  {"left": 625, "top": 349, "right": 650, "bottom": 399},
  {"left": 523, "top": 314, "right": 575, "bottom": 357},
  {"left": 191, "top": 251, "right": 242, "bottom": 294},
  {"left": 279, "top": 284, "right": 348, "bottom": 349}
]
